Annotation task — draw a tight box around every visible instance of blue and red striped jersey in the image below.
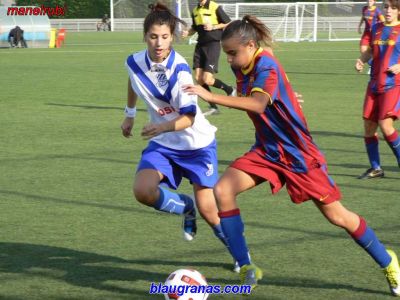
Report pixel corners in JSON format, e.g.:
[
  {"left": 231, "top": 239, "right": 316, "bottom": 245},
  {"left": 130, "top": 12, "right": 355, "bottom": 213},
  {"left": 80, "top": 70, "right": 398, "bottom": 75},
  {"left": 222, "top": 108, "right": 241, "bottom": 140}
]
[
  {"left": 369, "top": 23, "right": 400, "bottom": 93},
  {"left": 232, "top": 48, "right": 326, "bottom": 173},
  {"left": 362, "top": 5, "right": 384, "bottom": 32}
]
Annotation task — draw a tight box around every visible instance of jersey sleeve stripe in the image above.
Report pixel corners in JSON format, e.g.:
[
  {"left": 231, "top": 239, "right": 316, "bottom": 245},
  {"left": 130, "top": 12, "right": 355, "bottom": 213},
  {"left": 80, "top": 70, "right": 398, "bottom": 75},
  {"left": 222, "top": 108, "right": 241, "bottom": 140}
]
[{"left": 179, "top": 105, "right": 197, "bottom": 115}]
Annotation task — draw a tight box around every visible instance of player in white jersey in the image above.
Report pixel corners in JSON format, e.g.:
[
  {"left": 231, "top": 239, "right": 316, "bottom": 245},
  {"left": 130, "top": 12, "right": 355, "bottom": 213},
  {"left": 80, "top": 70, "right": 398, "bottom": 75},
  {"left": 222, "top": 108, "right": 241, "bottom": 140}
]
[{"left": 120, "top": 2, "right": 240, "bottom": 272}]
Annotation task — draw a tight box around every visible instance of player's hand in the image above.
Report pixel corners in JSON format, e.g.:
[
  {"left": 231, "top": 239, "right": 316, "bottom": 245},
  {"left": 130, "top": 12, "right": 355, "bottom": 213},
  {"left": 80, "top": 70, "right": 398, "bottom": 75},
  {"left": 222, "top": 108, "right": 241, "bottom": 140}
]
[
  {"left": 358, "top": 27, "right": 362, "bottom": 34},
  {"left": 141, "top": 123, "right": 165, "bottom": 140},
  {"left": 121, "top": 117, "right": 134, "bottom": 138},
  {"left": 387, "top": 64, "right": 400, "bottom": 74},
  {"left": 203, "top": 24, "right": 213, "bottom": 31},
  {"left": 355, "top": 59, "right": 364, "bottom": 72},
  {"left": 182, "top": 84, "right": 213, "bottom": 102},
  {"left": 181, "top": 29, "right": 189, "bottom": 38}
]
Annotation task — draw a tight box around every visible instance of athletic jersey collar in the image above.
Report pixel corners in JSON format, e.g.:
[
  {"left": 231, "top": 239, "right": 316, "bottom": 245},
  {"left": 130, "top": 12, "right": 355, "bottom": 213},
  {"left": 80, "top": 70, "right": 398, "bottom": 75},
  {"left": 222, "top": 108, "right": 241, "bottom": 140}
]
[
  {"left": 368, "top": 5, "right": 376, "bottom": 10},
  {"left": 383, "top": 21, "right": 400, "bottom": 27},
  {"left": 241, "top": 47, "right": 264, "bottom": 75},
  {"left": 144, "top": 49, "right": 176, "bottom": 71}
]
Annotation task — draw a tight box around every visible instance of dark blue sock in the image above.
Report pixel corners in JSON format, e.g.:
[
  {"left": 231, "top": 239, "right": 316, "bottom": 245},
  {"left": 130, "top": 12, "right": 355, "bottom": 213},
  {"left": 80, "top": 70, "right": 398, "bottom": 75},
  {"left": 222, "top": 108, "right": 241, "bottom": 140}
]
[
  {"left": 219, "top": 209, "right": 251, "bottom": 267},
  {"left": 384, "top": 131, "right": 400, "bottom": 164},
  {"left": 350, "top": 217, "right": 391, "bottom": 268},
  {"left": 365, "top": 135, "right": 380, "bottom": 169},
  {"left": 153, "top": 187, "right": 193, "bottom": 215}
]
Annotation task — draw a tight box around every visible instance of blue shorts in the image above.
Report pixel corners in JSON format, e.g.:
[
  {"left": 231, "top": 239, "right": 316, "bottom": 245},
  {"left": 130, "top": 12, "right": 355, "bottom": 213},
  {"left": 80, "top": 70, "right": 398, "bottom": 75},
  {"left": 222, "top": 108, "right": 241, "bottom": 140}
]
[{"left": 137, "top": 140, "right": 218, "bottom": 189}]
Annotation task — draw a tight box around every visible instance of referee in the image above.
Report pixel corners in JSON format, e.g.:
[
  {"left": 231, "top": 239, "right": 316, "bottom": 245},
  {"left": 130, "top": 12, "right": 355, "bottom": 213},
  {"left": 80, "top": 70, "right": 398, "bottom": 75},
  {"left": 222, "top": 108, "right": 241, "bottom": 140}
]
[{"left": 182, "top": 0, "right": 235, "bottom": 116}]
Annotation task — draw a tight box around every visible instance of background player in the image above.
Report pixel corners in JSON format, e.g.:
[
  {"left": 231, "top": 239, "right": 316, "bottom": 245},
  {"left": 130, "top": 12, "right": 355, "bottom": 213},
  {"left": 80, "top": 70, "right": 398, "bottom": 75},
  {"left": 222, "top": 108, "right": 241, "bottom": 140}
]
[
  {"left": 184, "top": 15, "right": 400, "bottom": 295},
  {"left": 355, "top": 0, "right": 400, "bottom": 179},
  {"left": 182, "top": 0, "right": 235, "bottom": 116},
  {"left": 121, "top": 2, "right": 239, "bottom": 272},
  {"left": 358, "top": 0, "right": 385, "bottom": 73}
]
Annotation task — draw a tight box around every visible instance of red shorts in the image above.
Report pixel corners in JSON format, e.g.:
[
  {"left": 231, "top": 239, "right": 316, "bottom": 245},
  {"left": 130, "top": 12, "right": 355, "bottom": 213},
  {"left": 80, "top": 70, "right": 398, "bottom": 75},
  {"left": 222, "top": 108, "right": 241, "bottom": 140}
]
[
  {"left": 363, "top": 85, "right": 400, "bottom": 121},
  {"left": 230, "top": 151, "right": 341, "bottom": 204},
  {"left": 360, "top": 30, "right": 371, "bottom": 46}
]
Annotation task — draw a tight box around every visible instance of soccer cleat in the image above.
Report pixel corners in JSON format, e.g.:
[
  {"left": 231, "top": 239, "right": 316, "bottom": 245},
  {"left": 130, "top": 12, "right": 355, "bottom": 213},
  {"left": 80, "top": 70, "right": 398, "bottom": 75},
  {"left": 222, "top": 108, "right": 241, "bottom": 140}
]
[
  {"left": 239, "top": 264, "right": 263, "bottom": 293},
  {"left": 182, "top": 207, "right": 197, "bottom": 241},
  {"left": 233, "top": 261, "right": 240, "bottom": 273},
  {"left": 358, "top": 168, "right": 384, "bottom": 179},
  {"left": 203, "top": 108, "right": 220, "bottom": 116},
  {"left": 383, "top": 249, "right": 400, "bottom": 296}
]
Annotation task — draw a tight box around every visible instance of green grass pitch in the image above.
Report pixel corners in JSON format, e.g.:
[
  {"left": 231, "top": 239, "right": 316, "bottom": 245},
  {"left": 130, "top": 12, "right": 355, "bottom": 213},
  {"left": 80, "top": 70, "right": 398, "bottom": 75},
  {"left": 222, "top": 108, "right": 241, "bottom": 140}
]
[{"left": 0, "top": 32, "right": 399, "bottom": 300}]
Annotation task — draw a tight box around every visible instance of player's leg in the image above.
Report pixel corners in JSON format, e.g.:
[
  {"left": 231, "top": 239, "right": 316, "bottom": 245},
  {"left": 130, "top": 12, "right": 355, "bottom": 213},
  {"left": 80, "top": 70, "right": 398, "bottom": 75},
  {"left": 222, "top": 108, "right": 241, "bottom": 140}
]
[
  {"left": 380, "top": 117, "right": 400, "bottom": 166},
  {"left": 359, "top": 89, "right": 383, "bottom": 178},
  {"left": 134, "top": 169, "right": 194, "bottom": 215},
  {"left": 202, "top": 42, "right": 235, "bottom": 97},
  {"left": 377, "top": 87, "right": 400, "bottom": 167},
  {"left": 193, "top": 184, "right": 239, "bottom": 272},
  {"left": 215, "top": 167, "right": 263, "bottom": 288},
  {"left": 134, "top": 144, "right": 195, "bottom": 217},
  {"left": 314, "top": 200, "right": 400, "bottom": 296}
]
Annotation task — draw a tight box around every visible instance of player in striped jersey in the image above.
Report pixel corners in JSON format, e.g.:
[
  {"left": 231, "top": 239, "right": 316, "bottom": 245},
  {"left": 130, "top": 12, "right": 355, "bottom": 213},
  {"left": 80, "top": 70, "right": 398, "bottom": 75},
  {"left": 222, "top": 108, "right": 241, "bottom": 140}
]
[
  {"left": 184, "top": 15, "right": 400, "bottom": 295},
  {"left": 358, "top": 0, "right": 385, "bottom": 56},
  {"left": 356, "top": 0, "right": 400, "bottom": 179},
  {"left": 120, "top": 2, "right": 239, "bottom": 272}
]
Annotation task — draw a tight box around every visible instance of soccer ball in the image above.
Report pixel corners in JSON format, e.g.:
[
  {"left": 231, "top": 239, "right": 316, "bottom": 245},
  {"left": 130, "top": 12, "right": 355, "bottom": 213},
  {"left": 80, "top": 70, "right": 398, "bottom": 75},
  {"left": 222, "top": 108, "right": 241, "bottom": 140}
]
[{"left": 163, "top": 269, "right": 209, "bottom": 300}]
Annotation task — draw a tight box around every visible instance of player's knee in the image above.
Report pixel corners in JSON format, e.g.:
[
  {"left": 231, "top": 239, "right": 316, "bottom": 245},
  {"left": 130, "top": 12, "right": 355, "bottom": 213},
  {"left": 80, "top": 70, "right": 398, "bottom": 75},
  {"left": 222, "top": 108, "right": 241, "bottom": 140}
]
[
  {"left": 133, "top": 185, "right": 157, "bottom": 205},
  {"left": 214, "top": 181, "right": 234, "bottom": 202},
  {"left": 378, "top": 121, "right": 395, "bottom": 136},
  {"left": 202, "top": 76, "right": 214, "bottom": 86}
]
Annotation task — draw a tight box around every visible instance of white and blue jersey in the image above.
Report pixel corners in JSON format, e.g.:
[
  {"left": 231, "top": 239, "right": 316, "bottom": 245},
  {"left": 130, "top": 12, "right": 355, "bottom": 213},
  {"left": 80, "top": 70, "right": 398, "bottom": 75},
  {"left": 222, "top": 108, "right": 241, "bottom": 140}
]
[{"left": 126, "top": 49, "right": 217, "bottom": 150}]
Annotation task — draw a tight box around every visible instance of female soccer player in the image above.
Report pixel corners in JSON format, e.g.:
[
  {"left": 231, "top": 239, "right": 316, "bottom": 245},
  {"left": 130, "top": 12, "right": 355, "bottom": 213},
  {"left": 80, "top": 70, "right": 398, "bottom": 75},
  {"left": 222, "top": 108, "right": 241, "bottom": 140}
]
[
  {"left": 121, "top": 2, "right": 238, "bottom": 271},
  {"left": 183, "top": 15, "right": 400, "bottom": 295},
  {"left": 356, "top": 0, "right": 400, "bottom": 179},
  {"left": 358, "top": 0, "right": 385, "bottom": 56}
]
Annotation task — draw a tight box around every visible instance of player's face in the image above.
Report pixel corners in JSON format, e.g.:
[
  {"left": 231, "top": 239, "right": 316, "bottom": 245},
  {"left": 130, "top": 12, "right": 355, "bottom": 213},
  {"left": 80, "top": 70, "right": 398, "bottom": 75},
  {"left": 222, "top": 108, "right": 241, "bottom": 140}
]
[
  {"left": 222, "top": 37, "right": 257, "bottom": 70},
  {"left": 383, "top": 0, "right": 400, "bottom": 24},
  {"left": 145, "top": 24, "right": 173, "bottom": 63},
  {"left": 368, "top": 0, "right": 375, "bottom": 8}
]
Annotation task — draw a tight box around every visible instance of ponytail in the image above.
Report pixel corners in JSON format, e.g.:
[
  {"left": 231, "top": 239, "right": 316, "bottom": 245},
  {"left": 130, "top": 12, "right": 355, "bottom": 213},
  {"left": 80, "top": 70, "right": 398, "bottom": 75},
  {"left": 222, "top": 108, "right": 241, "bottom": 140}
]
[
  {"left": 144, "top": 2, "right": 186, "bottom": 36},
  {"left": 222, "top": 15, "right": 273, "bottom": 48}
]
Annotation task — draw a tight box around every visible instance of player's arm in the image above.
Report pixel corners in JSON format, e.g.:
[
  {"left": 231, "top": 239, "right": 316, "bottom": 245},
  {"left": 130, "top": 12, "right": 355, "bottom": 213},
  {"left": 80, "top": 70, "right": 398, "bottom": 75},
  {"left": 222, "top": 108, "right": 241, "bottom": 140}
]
[
  {"left": 121, "top": 77, "right": 138, "bottom": 138},
  {"left": 141, "top": 114, "right": 194, "bottom": 140},
  {"left": 355, "top": 48, "right": 372, "bottom": 72},
  {"left": 182, "top": 84, "right": 269, "bottom": 114},
  {"left": 205, "top": 6, "right": 231, "bottom": 31},
  {"left": 387, "top": 64, "right": 400, "bottom": 74},
  {"left": 358, "top": 17, "right": 363, "bottom": 34},
  {"left": 182, "top": 14, "right": 197, "bottom": 38}
]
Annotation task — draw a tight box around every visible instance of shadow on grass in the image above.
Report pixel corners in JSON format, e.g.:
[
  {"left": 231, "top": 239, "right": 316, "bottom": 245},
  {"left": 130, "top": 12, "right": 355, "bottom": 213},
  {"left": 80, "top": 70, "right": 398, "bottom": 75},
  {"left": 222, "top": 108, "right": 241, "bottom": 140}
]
[
  {"left": 0, "top": 242, "right": 390, "bottom": 298},
  {"left": 0, "top": 189, "right": 155, "bottom": 216},
  {"left": 0, "top": 243, "right": 236, "bottom": 298},
  {"left": 0, "top": 242, "right": 161, "bottom": 297}
]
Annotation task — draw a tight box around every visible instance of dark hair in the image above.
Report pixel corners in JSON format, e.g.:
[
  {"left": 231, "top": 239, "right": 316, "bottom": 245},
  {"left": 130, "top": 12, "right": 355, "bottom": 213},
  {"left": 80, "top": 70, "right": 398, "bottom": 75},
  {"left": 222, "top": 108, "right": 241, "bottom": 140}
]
[
  {"left": 386, "top": 0, "right": 400, "bottom": 10},
  {"left": 222, "top": 15, "right": 273, "bottom": 48},
  {"left": 144, "top": 2, "right": 186, "bottom": 36}
]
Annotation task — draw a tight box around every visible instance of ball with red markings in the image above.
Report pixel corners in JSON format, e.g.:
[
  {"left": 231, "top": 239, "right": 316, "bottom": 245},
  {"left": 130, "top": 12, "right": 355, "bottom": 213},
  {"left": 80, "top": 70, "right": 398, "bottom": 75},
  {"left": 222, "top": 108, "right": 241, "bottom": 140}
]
[{"left": 164, "top": 269, "right": 209, "bottom": 300}]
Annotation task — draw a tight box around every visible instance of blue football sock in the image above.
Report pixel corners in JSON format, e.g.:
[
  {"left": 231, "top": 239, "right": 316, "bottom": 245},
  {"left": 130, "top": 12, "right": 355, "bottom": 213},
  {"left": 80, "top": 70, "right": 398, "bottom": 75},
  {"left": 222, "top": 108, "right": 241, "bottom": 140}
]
[
  {"left": 384, "top": 131, "right": 400, "bottom": 165},
  {"left": 153, "top": 187, "right": 194, "bottom": 215},
  {"left": 350, "top": 217, "right": 391, "bottom": 268},
  {"left": 219, "top": 209, "right": 251, "bottom": 267},
  {"left": 365, "top": 135, "right": 380, "bottom": 169}
]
